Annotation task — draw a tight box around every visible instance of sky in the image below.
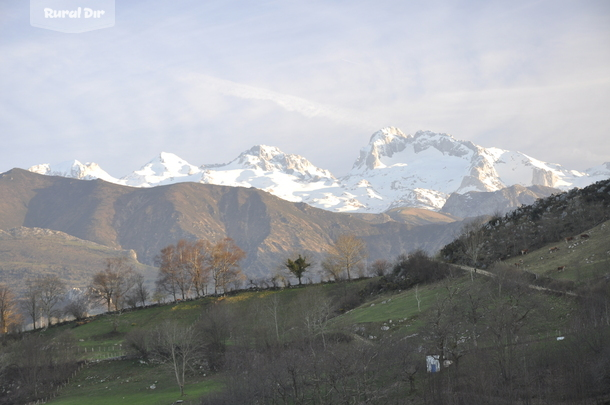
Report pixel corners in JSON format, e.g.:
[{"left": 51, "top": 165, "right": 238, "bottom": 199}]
[{"left": 1, "top": 0, "right": 609, "bottom": 178}]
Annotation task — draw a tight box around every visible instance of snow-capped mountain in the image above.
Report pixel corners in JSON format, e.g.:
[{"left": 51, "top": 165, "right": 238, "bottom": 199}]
[
  {"left": 207, "top": 145, "right": 336, "bottom": 181},
  {"left": 336, "top": 127, "right": 606, "bottom": 211},
  {"left": 121, "top": 152, "right": 201, "bottom": 187},
  {"left": 26, "top": 128, "right": 610, "bottom": 214},
  {"left": 28, "top": 160, "right": 118, "bottom": 183}
]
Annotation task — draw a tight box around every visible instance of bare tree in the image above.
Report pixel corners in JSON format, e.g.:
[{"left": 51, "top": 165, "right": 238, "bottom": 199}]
[
  {"left": 186, "top": 239, "right": 212, "bottom": 297},
  {"left": 151, "top": 319, "right": 202, "bottom": 396},
  {"left": 295, "top": 288, "right": 335, "bottom": 350},
  {"left": 128, "top": 271, "right": 149, "bottom": 307},
  {"left": 210, "top": 238, "right": 246, "bottom": 295},
  {"left": 37, "top": 274, "right": 66, "bottom": 327},
  {"left": 460, "top": 218, "right": 487, "bottom": 278},
  {"left": 63, "top": 293, "right": 90, "bottom": 321},
  {"left": 369, "top": 259, "right": 392, "bottom": 277},
  {"left": 89, "top": 257, "right": 136, "bottom": 312},
  {"left": 321, "top": 255, "right": 343, "bottom": 281},
  {"left": 21, "top": 278, "right": 42, "bottom": 329},
  {"left": 0, "top": 284, "right": 21, "bottom": 334},
  {"left": 155, "top": 241, "right": 193, "bottom": 301},
  {"left": 326, "top": 234, "right": 367, "bottom": 280}
]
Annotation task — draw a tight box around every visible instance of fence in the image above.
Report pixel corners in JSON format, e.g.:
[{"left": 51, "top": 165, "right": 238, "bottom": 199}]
[{"left": 76, "top": 344, "right": 127, "bottom": 359}]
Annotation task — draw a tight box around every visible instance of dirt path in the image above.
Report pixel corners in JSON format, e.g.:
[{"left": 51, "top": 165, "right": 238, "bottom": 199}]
[{"left": 453, "top": 264, "right": 578, "bottom": 297}]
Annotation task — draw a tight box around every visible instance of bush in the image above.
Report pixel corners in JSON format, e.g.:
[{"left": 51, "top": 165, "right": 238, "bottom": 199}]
[{"left": 124, "top": 328, "right": 150, "bottom": 359}]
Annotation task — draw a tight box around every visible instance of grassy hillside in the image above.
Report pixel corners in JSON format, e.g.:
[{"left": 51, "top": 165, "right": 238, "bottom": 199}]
[
  {"left": 510, "top": 219, "right": 610, "bottom": 284},
  {"left": 2, "top": 173, "right": 608, "bottom": 404},
  {"left": 442, "top": 178, "right": 610, "bottom": 268},
  {"left": 384, "top": 206, "right": 460, "bottom": 225},
  {"left": 10, "top": 256, "right": 596, "bottom": 405}
]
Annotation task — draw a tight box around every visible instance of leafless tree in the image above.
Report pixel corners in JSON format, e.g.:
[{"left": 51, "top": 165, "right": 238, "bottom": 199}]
[
  {"left": 63, "top": 293, "right": 90, "bottom": 321},
  {"left": 89, "top": 257, "right": 136, "bottom": 312},
  {"left": 21, "top": 277, "right": 42, "bottom": 329},
  {"left": 0, "top": 284, "right": 20, "bottom": 334},
  {"left": 369, "top": 259, "right": 392, "bottom": 277},
  {"left": 295, "top": 288, "right": 335, "bottom": 350},
  {"left": 151, "top": 319, "right": 202, "bottom": 396},
  {"left": 321, "top": 254, "right": 343, "bottom": 281},
  {"left": 210, "top": 238, "right": 246, "bottom": 295},
  {"left": 326, "top": 234, "right": 367, "bottom": 280},
  {"left": 155, "top": 241, "right": 193, "bottom": 301},
  {"left": 127, "top": 271, "right": 149, "bottom": 307},
  {"left": 460, "top": 217, "right": 487, "bottom": 278},
  {"left": 186, "top": 239, "right": 212, "bottom": 297},
  {"left": 37, "top": 274, "right": 66, "bottom": 327}
]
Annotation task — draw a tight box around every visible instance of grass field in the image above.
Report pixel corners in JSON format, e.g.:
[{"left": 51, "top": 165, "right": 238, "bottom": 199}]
[
  {"left": 516, "top": 220, "right": 610, "bottom": 283},
  {"left": 333, "top": 280, "right": 449, "bottom": 335},
  {"left": 46, "top": 359, "right": 221, "bottom": 405},
  {"left": 31, "top": 264, "right": 585, "bottom": 404}
]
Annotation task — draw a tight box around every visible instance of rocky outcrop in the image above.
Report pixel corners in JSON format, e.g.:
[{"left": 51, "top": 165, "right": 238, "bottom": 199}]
[{"left": 441, "top": 184, "right": 560, "bottom": 218}]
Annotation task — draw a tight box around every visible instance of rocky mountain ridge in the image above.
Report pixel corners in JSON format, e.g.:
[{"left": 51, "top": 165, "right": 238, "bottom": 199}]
[{"left": 27, "top": 128, "right": 610, "bottom": 214}]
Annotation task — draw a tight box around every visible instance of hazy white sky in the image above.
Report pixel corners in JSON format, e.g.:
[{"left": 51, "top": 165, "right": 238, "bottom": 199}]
[{"left": 1, "top": 0, "right": 609, "bottom": 177}]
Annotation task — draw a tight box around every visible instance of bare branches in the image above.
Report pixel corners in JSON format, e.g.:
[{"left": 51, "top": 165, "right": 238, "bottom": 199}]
[
  {"left": 155, "top": 238, "right": 246, "bottom": 299},
  {"left": 150, "top": 319, "right": 202, "bottom": 396},
  {"left": 210, "top": 238, "right": 246, "bottom": 295},
  {"left": 89, "top": 257, "right": 136, "bottom": 312},
  {"left": 0, "top": 284, "right": 21, "bottom": 334},
  {"left": 325, "top": 234, "right": 367, "bottom": 280}
]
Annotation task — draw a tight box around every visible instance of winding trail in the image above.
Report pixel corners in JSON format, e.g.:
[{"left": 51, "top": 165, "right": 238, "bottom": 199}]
[{"left": 453, "top": 264, "right": 578, "bottom": 297}]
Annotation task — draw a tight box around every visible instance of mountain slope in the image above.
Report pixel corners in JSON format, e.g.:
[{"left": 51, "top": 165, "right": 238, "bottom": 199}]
[
  {"left": 0, "top": 169, "right": 462, "bottom": 278},
  {"left": 0, "top": 227, "right": 155, "bottom": 295},
  {"left": 441, "top": 178, "right": 610, "bottom": 269},
  {"left": 440, "top": 184, "right": 561, "bottom": 218}
]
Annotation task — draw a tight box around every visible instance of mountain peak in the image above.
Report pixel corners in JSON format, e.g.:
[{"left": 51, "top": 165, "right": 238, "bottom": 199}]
[
  {"left": 23, "top": 128, "right": 608, "bottom": 214},
  {"left": 121, "top": 152, "right": 199, "bottom": 186},
  {"left": 368, "top": 127, "right": 409, "bottom": 144},
  {"left": 229, "top": 145, "right": 335, "bottom": 180},
  {"left": 28, "top": 160, "right": 116, "bottom": 182},
  {"left": 240, "top": 145, "right": 284, "bottom": 161},
  {"left": 353, "top": 128, "right": 480, "bottom": 173},
  {"left": 353, "top": 127, "right": 413, "bottom": 171}
]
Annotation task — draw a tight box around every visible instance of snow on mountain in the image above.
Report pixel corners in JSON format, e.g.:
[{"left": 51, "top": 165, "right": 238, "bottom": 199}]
[
  {"left": 26, "top": 128, "right": 609, "bottom": 214},
  {"left": 339, "top": 127, "right": 596, "bottom": 211},
  {"left": 121, "top": 152, "right": 202, "bottom": 187},
  {"left": 28, "top": 160, "right": 119, "bottom": 183},
  {"left": 584, "top": 162, "right": 610, "bottom": 182},
  {"left": 208, "top": 145, "right": 335, "bottom": 181}
]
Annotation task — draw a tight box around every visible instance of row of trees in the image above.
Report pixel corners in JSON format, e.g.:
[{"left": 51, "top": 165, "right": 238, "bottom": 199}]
[
  {"left": 0, "top": 275, "right": 69, "bottom": 332},
  {"left": 0, "top": 258, "right": 147, "bottom": 334},
  {"left": 155, "top": 237, "right": 246, "bottom": 299},
  {"left": 1, "top": 233, "right": 368, "bottom": 333}
]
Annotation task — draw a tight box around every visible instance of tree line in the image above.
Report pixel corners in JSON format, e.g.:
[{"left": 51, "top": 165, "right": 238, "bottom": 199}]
[{"left": 0, "top": 233, "right": 371, "bottom": 335}]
